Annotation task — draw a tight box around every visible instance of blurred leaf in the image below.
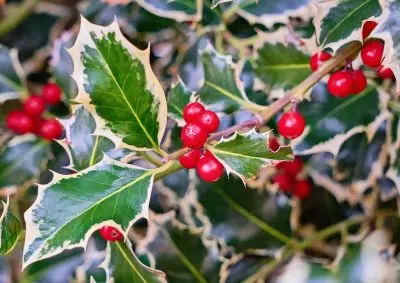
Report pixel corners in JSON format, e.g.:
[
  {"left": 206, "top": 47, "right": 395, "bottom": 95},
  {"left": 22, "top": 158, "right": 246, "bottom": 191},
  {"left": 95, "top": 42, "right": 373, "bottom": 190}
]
[
  {"left": 138, "top": 213, "right": 222, "bottom": 283},
  {"left": 167, "top": 80, "right": 194, "bottom": 126},
  {"left": 0, "top": 198, "right": 22, "bottom": 255},
  {"left": 209, "top": 129, "right": 293, "bottom": 182},
  {"left": 254, "top": 42, "right": 311, "bottom": 90},
  {"left": 0, "top": 45, "right": 25, "bottom": 103},
  {"left": 0, "top": 136, "right": 51, "bottom": 188}
]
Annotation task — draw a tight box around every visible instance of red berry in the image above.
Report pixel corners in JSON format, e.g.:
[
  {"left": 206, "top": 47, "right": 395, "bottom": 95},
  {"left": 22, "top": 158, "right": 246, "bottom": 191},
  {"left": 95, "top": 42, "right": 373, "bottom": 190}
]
[
  {"left": 268, "top": 137, "right": 280, "bottom": 152},
  {"left": 377, "top": 65, "right": 394, "bottom": 79},
  {"left": 362, "top": 21, "right": 378, "bottom": 40},
  {"left": 197, "top": 151, "right": 224, "bottom": 183},
  {"left": 99, "top": 226, "right": 123, "bottom": 242},
  {"left": 6, "top": 110, "right": 34, "bottom": 134},
  {"left": 327, "top": 71, "right": 353, "bottom": 98},
  {"left": 198, "top": 110, "right": 220, "bottom": 133},
  {"left": 361, "top": 40, "right": 384, "bottom": 68},
  {"left": 183, "top": 102, "right": 205, "bottom": 123},
  {"left": 38, "top": 118, "right": 63, "bottom": 140},
  {"left": 42, "top": 83, "right": 62, "bottom": 105},
  {"left": 277, "top": 111, "right": 306, "bottom": 139},
  {"left": 310, "top": 51, "right": 332, "bottom": 71},
  {"left": 293, "top": 179, "right": 311, "bottom": 199},
  {"left": 181, "top": 123, "right": 208, "bottom": 148},
  {"left": 350, "top": 70, "right": 367, "bottom": 94},
  {"left": 179, "top": 148, "right": 201, "bottom": 169},
  {"left": 273, "top": 173, "right": 293, "bottom": 192},
  {"left": 23, "top": 95, "right": 46, "bottom": 117},
  {"left": 276, "top": 157, "right": 303, "bottom": 176}
]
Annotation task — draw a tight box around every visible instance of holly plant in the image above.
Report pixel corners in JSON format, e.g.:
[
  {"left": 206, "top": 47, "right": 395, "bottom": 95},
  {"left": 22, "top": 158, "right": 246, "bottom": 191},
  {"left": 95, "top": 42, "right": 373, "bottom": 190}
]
[{"left": 1, "top": 0, "right": 400, "bottom": 282}]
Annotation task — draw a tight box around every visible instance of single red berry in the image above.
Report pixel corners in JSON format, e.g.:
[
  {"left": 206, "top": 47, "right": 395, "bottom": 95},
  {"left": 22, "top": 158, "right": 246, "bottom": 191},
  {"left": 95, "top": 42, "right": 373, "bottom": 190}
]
[
  {"left": 361, "top": 40, "right": 384, "bottom": 68},
  {"left": 99, "top": 226, "right": 123, "bottom": 242},
  {"left": 327, "top": 71, "right": 353, "bottom": 98},
  {"left": 179, "top": 148, "right": 201, "bottom": 169},
  {"left": 362, "top": 21, "right": 378, "bottom": 40},
  {"left": 23, "top": 95, "right": 46, "bottom": 117},
  {"left": 268, "top": 137, "right": 280, "bottom": 152},
  {"left": 350, "top": 70, "right": 367, "bottom": 94},
  {"left": 197, "top": 151, "right": 224, "bottom": 183},
  {"left": 198, "top": 110, "right": 220, "bottom": 133},
  {"left": 42, "top": 83, "right": 62, "bottom": 105},
  {"left": 277, "top": 111, "right": 306, "bottom": 139},
  {"left": 181, "top": 123, "right": 208, "bottom": 148},
  {"left": 6, "top": 110, "right": 34, "bottom": 134},
  {"left": 38, "top": 118, "right": 63, "bottom": 140},
  {"left": 183, "top": 102, "right": 205, "bottom": 123},
  {"left": 377, "top": 65, "right": 394, "bottom": 79},
  {"left": 293, "top": 179, "right": 312, "bottom": 199},
  {"left": 276, "top": 157, "right": 303, "bottom": 176},
  {"left": 309, "top": 51, "right": 332, "bottom": 71},
  {"left": 273, "top": 173, "right": 293, "bottom": 192}
]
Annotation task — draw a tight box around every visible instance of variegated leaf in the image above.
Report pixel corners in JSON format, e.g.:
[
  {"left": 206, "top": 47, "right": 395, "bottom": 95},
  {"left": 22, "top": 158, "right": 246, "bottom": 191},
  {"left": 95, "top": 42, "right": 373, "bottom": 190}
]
[
  {"left": 135, "top": 0, "right": 196, "bottom": 22},
  {"left": 199, "top": 42, "right": 266, "bottom": 113},
  {"left": 167, "top": 79, "right": 194, "bottom": 126},
  {"left": 23, "top": 156, "right": 156, "bottom": 268},
  {"left": 314, "top": 0, "right": 382, "bottom": 51},
  {"left": 59, "top": 105, "right": 128, "bottom": 171},
  {"left": 208, "top": 129, "right": 293, "bottom": 182},
  {"left": 0, "top": 136, "right": 51, "bottom": 188},
  {"left": 104, "top": 241, "right": 166, "bottom": 282},
  {"left": 0, "top": 197, "right": 22, "bottom": 255},
  {"left": 0, "top": 45, "right": 26, "bottom": 103},
  {"left": 69, "top": 16, "right": 167, "bottom": 152},
  {"left": 293, "top": 84, "right": 389, "bottom": 156}
]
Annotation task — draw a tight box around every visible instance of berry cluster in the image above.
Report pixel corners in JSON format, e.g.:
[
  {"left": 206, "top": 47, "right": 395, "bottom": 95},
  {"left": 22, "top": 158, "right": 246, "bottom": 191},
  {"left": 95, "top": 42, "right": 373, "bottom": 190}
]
[
  {"left": 179, "top": 102, "right": 224, "bottom": 183},
  {"left": 99, "top": 226, "right": 123, "bottom": 242},
  {"left": 5, "top": 83, "right": 63, "bottom": 141},
  {"left": 310, "top": 21, "right": 394, "bottom": 99},
  {"left": 270, "top": 138, "right": 311, "bottom": 199}
]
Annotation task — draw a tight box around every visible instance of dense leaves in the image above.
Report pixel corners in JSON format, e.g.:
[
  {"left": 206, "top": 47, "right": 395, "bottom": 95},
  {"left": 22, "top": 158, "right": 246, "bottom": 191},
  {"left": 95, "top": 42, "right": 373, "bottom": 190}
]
[{"left": 0, "top": 45, "right": 25, "bottom": 103}]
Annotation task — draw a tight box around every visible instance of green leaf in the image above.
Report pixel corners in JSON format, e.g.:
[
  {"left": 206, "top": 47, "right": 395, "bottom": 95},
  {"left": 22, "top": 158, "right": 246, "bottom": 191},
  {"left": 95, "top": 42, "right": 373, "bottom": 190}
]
[
  {"left": 209, "top": 129, "right": 293, "bottom": 182},
  {"left": 0, "top": 136, "right": 51, "bottom": 188},
  {"left": 316, "top": 0, "right": 382, "bottom": 49},
  {"left": 138, "top": 213, "right": 222, "bottom": 283},
  {"left": 69, "top": 16, "right": 167, "bottom": 152},
  {"left": 23, "top": 156, "right": 155, "bottom": 268},
  {"left": 167, "top": 80, "right": 194, "bottom": 126},
  {"left": 60, "top": 106, "right": 128, "bottom": 171},
  {"left": 195, "top": 176, "right": 292, "bottom": 252},
  {"left": 0, "top": 198, "right": 22, "bottom": 255},
  {"left": 135, "top": 0, "right": 196, "bottom": 22},
  {"left": 254, "top": 42, "right": 311, "bottom": 90},
  {"left": 0, "top": 45, "right": 26, "bottom": 103},
  {"left": 105, "top": 241, "right": 166, "bottom": 282},
  {"left": 50, "top": 31, "right": 78, "bottom": 104},
  {"left": 294, "top": 84, "right": 388, "bottom": 156},
  {"left": 199, "top": 42, "right": 265, "bottom": 113},
  {"left": 236, "top": 0, "right": 314, "bottom": 28}
]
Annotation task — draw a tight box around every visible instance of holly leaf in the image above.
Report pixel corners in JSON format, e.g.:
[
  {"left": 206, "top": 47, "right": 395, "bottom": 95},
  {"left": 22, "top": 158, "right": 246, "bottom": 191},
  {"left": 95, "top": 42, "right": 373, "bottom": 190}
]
[
  {"left": 104, "top": 241, "right": 166, "bottom": 282},
  {"left": 208, "top": 129, "right": 293, "bottom": 182},
  {"left": 236, "top": 0, "right": 315, "bottom": 28},
  {"left": 0, "top": 197, "right": 22, "bottom": 255},
  {"left": 137, "top": 212, "right": 222, "bottom": 283},
  {"left": 211, "top": 0, "right": 231, "bottom": 8},
  {"left": 199, "top": 42, "right": 265, "bottom": 113},
  {"left": 135, "top": 0, "right": 196, "bottom": 22},
  {"left": 195, "top": 176, "right": 292, "bottom": 252},
  {"left": 0, "top": 136, "right": 51, "bottom": 188},
  {"left": 23, "top": 156, "right": 156, "bottom": 268},
  {"left": 0, "top": 45, "right": 26, "bottom": 103},
  {"left": 315, "top": 0, "right": 382, "bottom": 50},
  {"left": 59, "top": 105, "right": 128, "bottom": 171},
  {"left": 294, "top": 84, "right": 389, "bottom": 156},
  {"left": 50, "top": 30, "right": 78, "bottom": 104},
  {"left": 254, "top": 42, "right": 311, "bottom": 90},
  {"left": 167, "top": 79, "right": 194, "bottom": 126},
  {"left": 69, "top": 16, "right": 167, "bottom": 152}
]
